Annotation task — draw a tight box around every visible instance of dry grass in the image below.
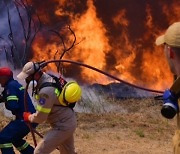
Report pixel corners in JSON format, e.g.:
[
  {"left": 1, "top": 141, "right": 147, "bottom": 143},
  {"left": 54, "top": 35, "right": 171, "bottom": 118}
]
[{"left": 0, "top": 98, "right": 177, "bottom": 154}]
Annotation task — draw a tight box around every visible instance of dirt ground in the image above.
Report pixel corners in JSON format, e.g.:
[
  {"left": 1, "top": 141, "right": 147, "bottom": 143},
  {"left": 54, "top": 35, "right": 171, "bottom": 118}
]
[{"left": 0, "top": 98, "right": 177, "bottom": 154}]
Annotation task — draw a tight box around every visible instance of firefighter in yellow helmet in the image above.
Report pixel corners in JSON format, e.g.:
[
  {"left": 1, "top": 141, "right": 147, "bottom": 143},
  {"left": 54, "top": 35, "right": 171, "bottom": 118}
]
[{"left": 17, "top": 61, "right": 82, "bottom": 154}]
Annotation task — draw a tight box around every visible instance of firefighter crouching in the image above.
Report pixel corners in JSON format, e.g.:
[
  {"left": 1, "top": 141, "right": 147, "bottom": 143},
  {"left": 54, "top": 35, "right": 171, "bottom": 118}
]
[
  {"left": 17, "top": 61, "right": 81, "bottom": 154},
  {"left": 0, "top": 67, "right": 37, "bottom": 154}
]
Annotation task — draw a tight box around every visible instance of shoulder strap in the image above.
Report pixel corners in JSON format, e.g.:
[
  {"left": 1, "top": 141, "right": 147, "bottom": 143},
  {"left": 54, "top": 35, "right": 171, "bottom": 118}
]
[
  {"left": 39, "top": 82, "right": 60, "bottom": 91},
  {"left": 47, "top": 74, "right": 59, "bottom": 82}
]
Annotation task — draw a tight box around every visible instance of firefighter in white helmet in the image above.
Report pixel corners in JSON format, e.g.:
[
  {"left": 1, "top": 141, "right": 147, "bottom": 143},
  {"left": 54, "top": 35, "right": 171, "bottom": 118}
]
[
  {"left": 17, "top": 61, "right": 81, "bottom": 154},
  {"left": 155, "top": 22, "right": 180, "bottom": 154}
]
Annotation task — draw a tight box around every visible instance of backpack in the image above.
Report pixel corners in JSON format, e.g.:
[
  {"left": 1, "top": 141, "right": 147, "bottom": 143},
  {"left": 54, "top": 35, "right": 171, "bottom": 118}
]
[{"left": 39, "top": 74, "right": 76, "bottom": 109}]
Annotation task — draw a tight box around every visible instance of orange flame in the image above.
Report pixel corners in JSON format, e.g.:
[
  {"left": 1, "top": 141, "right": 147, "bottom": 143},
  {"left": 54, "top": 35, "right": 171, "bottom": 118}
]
[{"left": 31, "top": 0, "right": 179, "bottom": 90}]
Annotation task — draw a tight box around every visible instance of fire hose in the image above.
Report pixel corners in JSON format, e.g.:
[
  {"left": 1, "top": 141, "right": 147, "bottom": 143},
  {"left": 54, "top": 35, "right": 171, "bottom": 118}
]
[
  {"left": 24, "top": 59, "right": 164, "bottom": 146},
  {"left": 40, "top": 59, "right": 164, "bottom": 94},
  {"left": 24, "top": 83, "right": 37, "bottom": 146}
]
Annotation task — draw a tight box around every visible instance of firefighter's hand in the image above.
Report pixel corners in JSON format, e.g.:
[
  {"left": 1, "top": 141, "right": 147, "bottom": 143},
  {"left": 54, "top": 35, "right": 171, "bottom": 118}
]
[{"left": 23, "top": 112, "right": 31, "bottom": 122}]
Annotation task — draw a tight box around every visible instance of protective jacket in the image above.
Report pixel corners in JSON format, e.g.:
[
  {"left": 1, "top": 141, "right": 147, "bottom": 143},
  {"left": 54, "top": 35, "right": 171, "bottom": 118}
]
[
  {"left": 29, "top": 73, "right": 77, "bottom": 154},
  {"left": 2, "top": 78, "right": 36, "bottom": 118},
  {"left": 0, "top": 77, "right": 37, "bottom": 154}
]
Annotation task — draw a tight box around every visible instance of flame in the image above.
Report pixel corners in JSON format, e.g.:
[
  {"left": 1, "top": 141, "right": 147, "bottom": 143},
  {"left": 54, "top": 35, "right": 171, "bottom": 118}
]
[
  {"left": 69, "top": 0, "right": 111, "bottom": 83},
  {"left": 30, "top": 0, "right": 179, "bottom": 90},
  {"left": 161, "top": 2, "right": 180, "bottom": 23}
]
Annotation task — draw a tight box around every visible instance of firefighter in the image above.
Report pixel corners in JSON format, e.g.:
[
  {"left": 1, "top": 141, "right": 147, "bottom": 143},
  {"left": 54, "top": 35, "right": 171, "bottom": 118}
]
[
  {"left": 155, "top": 22, "right": 180, "bottom": 154},
  {"left": 17, "top": 61, "right": 81, "bottom": 154},
  {"left": 0, "top": 67, "right": 37, "bottom": 154}
]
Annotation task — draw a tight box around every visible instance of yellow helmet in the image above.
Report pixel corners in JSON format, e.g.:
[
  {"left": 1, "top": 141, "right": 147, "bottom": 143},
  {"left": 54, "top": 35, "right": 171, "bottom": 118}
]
[{"left": 59, "top": 81, "right": 82, "bottom": 106}]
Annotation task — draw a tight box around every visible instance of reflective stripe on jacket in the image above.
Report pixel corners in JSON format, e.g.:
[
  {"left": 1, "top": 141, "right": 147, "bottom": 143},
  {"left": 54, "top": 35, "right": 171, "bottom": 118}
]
[
  {"left": 2, "top": 78, "right": 36, "bottom": 118},
  {"left": 0, "top": 143, "right": 13, "bottom": 148}
]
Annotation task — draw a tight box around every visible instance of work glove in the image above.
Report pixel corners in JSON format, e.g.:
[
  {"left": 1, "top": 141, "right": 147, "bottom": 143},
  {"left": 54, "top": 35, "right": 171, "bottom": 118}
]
[{"left": 23, "top": 112, "right": 31, "bottom": 122}]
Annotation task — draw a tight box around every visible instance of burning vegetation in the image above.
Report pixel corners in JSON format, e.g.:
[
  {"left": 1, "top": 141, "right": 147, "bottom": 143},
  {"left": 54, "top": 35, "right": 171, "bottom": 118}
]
[{"left": 0, "top": 0, "right": 180, "bottom": 91}]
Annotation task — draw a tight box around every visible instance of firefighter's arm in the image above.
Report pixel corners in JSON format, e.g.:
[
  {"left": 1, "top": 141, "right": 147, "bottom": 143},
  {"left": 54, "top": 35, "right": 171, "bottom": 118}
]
[
  {"left": 26, "top": 87, "right": 54, "bottom": 123},
  {"left": 5, "top": 85, "right": 20, "bottom": 112}
]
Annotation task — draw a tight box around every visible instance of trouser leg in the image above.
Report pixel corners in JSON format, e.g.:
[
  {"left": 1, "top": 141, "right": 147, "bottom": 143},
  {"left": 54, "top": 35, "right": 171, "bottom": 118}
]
[
  {"left": 0, "top": 122, "right": 15, "bottom": 154},
  {"left": 34, "top": 128, "right": 76, "bottom": 154},
  {"left": 0, "top": 120, "right": 37, "bottom": 154},
  {"left": 12, "top": 121, "right": 37, "bottom": 154},
  {"left": 13, "top": 139, "right": 34, "bottom": 154},
  {"left": 58, "top": 134, "right": 76, "bottom": 154},
  {"left": 0, "top": 146, "right": 15, "bottom": 154}
]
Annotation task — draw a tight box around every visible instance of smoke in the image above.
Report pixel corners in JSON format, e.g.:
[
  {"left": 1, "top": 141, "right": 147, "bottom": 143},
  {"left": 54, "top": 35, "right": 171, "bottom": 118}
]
[
  {"left": 0, "top": 0, "right": 43, "bottom": 67},
  {"left": 30, "top": 0, "right": 88, "bottom": 26},
  {"left": 75, "top": 85, "right": 127, "bottom": 113},
  {"left": 0, "top": 1, "right": 25, "bottom": 43},
  {"left": 0, "top": 1, "right": 9, "bottom": 37}
]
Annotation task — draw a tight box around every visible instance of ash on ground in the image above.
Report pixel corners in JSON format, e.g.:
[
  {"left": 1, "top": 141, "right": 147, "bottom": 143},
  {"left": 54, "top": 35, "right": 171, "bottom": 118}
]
[
  {"left": 74, "top": 82, "right": 160, "bottom": 114},
  {"left": 89, "top": 82, "right": 156, "bottom": 99}
]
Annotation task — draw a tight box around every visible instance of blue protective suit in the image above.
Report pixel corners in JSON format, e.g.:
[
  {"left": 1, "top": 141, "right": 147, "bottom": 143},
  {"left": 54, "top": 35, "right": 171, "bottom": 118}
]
[{"left": 0, "top": 78, "right": 37, "bottom": 154}]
